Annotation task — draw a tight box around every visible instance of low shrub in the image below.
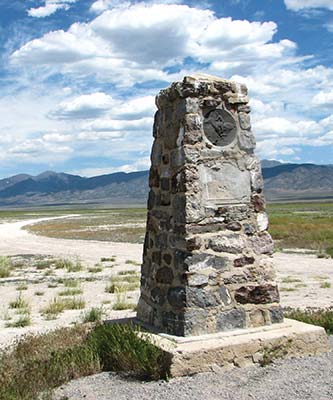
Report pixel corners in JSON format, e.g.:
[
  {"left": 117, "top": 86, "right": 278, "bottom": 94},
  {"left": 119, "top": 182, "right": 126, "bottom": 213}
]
[
  {"left": 81, "top": 307, "right": 104, "bottom": 323},
  {"left": 285, "top": 308, "right": 333, "bottom": 334},
  {"left": 0, "top": 323, "right": 168, "bottom": 400}
]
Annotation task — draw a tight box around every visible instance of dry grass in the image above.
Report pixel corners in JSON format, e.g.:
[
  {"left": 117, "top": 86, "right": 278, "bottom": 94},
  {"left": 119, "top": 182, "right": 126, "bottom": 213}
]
[
  {"left": 268, "top": 203, "right": 333, "bottom": 254},
  {"left": 25, "top": 208, "right": 146, "bottom": 243}
]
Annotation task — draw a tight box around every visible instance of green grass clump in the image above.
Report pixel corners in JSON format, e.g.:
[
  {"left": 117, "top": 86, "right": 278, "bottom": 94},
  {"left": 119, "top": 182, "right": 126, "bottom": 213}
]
[
  {"left": 279, "top": 287, "right": 297, "bottom": 292},
  {"left": 88, "top": 266, "right": 103, "bottom": 273},
  {"left": 0, "top": 323, "right": 167, "bottom": 399},
  {"left": 112, "top": 293, "right": 136, "bottom": 311},
  {"left": 58, "top": 288, "right": 83, "bottom": 297},
  {"left": 41, "top": 297, "right": 85, "bottom": 320},
  {"left": 16, "top": 284, "right": 28, "bottom": 291},
  {"left": 320, "top": 281, "right": 331, "bottom": 289},
  {"left": 0, "top": 256, "right": 12, "bottom": 278},
  {"left": 9, "top": 294, "right": 29, "bottom": 310},
  {"left": 326, "top": 247, "right": 333, "bottom": 258},
  {"left": 105, "top": 282, "right": 127, "bottom": 294},
  {"left": 285, "top": 308, "right": 333, "bottom": 334},
  {"left": 63, "top": 279, "right": 79, "bottom": 288},
  {"left": 281, "top": 276, "right": 302, "bottom": 284},
  {"left": 61, "top": 297, "right": 86, "bottom": 310},
  {"left": 34, "top": 291, "right": 45, "bottom": 296},
  {"left": 41, "top": 298, "right": 66, "bottom": 320},
  {"left": 55, "top": 258, "right": 83, "bottom": 272},
  {"left": 118, "top": 270, "right": 138, "bottom": 275},
  {"left": 6, "top": 313, "right": 31, "bottom": 328},
  {"left": 35, "top": 260, "right": 54, "bottom": 270},
  {"left": 101, "top": 257, "right": 116, "bottom": 262},
  {"left": 125, "top": 260, "right": 140, "bottom": 265},
  {"left": 81, "top": 307, "right": 104, "bottom": 323}
]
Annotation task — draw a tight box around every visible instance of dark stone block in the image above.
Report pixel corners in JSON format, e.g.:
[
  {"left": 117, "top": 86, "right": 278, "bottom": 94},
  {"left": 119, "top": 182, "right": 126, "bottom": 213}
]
[
  {"left": 269, "top": 306, "right": 284, "bottom": 324},
  {"left": 184, "top": 309, "right": 209, "bottom": 335},
  {"left": 173, "top": 195, "right": 186, "bottom": 224},
  {"left": 161, "top": 192, "right": 171, "bottom": 206},
  {"left": 216, "top": 309, "right": 246, "bottom": 331},
  {"left": 247, "top": 232, "right": 274, "bottom": 255},
  {"left": 252, "top": 194, "right": 265, "bottom": 212},
  {"left": 149, "top": 167, "right": 160, "bottom": 188},
  {"left": 156, "top": 267, "right": 174, "bottom": 284},
  {"left": 186, "top": 236, "right": 202, "bottom": 251},
  {"left": 219, "top": 286, "right": 231, "bottom": 306},
  {"left": 160, "top": 177, "right": 170, "bottom": 191},
  {"left": 162, "top": 311, "right": 185, "bottom": 336},
  {"left": 234, "top": 256, "right": 255, "bottom": 268},
  {"left": 183, "top": 253, "right": 229, "bottom": 272},
  {"left": 163, "top": 253, "right": 172, "bottom": 265},
  {"left": 167, "top": 287, "right": 186, "bottom": 308},
  {"left": 155, "top": 233, "right": 168, "bottom": 250},
  {"left": 187, "top": 287, "right": 219, "bottom": 308},
  {"left": 162, "top": 154, "right": 169, "bottom": 164},
  {"left": 174, "top": 250, "right": 191, "bottom": 269},
  {"left": 147, "top": 190, "right": 155, "bottom": 210},
  {"left": 243, "top": 223, "right": 255, "bottom": 235},
  {"left": 152, "top": 251, "right": 161, "bottom": 265},
  {"left": 151, "top": 287, "right": 166, "bottom": 306},
  {"left": 227, "top": 222, "right": 242, "bottom": 231},
  {"left": 235, "top": 284, "right": 280, "bottom": 305}
]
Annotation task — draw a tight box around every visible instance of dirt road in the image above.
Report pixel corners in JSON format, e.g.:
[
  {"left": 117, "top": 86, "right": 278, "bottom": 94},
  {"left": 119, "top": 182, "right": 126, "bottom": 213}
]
[{"left": 0, "top": 216, "right": 332, "bottom": 310}]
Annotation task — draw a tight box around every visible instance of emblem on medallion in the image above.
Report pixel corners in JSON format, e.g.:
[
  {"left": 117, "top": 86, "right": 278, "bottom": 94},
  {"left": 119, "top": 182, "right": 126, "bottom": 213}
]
[{"left": 203, "top": 108, "right": 237, "bottom": 147}]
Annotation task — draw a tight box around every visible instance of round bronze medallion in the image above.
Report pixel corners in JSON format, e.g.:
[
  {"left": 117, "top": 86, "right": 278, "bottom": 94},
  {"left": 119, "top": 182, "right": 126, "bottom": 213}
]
[{"left": 203, "top": 108, "right": 237, "bottom": 147}]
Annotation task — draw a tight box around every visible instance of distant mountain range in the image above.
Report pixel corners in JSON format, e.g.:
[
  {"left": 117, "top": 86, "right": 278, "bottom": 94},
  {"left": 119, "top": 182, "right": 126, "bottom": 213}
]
[{"left": 0, "top": 160, "right": 332, "bottom": 207}]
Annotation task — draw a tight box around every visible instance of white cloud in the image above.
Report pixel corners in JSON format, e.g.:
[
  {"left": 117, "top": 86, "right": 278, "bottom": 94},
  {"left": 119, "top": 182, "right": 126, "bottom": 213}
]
[
  {"left": 312, "top": 91, "right": 333, "bottom": 106},
  {"left": 2, "top": 2, "right": 333, "bottom": 171},
  {"left": 12, "top": 3, "right": 297, "bottom": 86},
  {"left": 42, "top": 132, "right": 73, "bottom": 142},
  {"left": 111, "top": 96, "right": 155, "bottom": 120},
  {"left": 90, "top": 0, "right": 130, "bottom": 14},
  {"left": 50, "top": 92, "right": 115, "bottom": 119},
  {"left": 87, "top": 117, "right": 152, "bottom": 131},
  {"left": 284, "top": 0, "right": 333, "bottom": 11},
  {"left": 77, "top": 131, "right": 125, "bottom": 141},
  {"left": 28, "top": 0, "right": 78, "bottom": 18}
]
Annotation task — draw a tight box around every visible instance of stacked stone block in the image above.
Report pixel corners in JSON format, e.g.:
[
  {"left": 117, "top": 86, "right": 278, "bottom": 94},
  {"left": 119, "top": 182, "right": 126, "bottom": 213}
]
[{"left": 137, "top": 74, "right": 283, "bottom": 336}]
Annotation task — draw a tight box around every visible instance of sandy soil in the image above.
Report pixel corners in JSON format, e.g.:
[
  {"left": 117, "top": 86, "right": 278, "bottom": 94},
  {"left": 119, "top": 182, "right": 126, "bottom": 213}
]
[{"left": 0, "top": 216, "right": 332, "bottom": 348}]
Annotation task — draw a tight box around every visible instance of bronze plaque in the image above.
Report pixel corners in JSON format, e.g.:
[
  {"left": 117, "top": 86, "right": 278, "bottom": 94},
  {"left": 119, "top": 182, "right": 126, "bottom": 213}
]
[{"left": 203, "top": 108, "right": 237, "bottom": 147}]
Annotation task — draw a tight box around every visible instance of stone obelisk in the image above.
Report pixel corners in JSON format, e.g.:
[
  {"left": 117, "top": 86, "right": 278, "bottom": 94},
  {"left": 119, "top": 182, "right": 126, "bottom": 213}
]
[{"left": 137, "top": 74, "right": 282, "bottom": 336}]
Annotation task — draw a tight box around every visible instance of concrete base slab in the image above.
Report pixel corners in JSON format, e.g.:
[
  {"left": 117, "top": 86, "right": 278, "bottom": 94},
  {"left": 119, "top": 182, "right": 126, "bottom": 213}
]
[{"left": 143, "top": 319, "right": 329, "bottom": 377}]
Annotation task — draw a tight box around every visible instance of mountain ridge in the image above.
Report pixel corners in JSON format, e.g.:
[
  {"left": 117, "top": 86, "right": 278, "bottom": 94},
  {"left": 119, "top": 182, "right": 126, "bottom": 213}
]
[{"left": 0, "top": 160, "right": 332, "bottom": 206}]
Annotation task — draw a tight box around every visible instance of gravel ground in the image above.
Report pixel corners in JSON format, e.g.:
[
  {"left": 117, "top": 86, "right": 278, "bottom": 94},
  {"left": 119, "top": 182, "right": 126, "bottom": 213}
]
[{"left": 54, "top": 337, "right": 333, "bottom": 400}]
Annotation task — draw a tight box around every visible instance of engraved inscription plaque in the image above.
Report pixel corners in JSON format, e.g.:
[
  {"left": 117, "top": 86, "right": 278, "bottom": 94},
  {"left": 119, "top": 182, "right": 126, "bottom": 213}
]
[
  {"left": 199, "top": 163, "right": 251, "bottom": 206},
  {"left": 203, "top": 108, "right": 237, "bottom": 147}
]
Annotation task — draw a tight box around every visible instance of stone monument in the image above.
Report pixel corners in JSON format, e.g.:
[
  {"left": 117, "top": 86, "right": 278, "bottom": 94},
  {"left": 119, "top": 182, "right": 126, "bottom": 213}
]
[{"left": 136, "top": 75, "right": 328, "bottom": 375}]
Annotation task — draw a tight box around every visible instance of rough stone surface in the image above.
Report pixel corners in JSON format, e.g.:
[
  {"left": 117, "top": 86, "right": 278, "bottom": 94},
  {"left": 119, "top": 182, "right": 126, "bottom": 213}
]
[{"left": 137, "top": 74, "right": 282, "bottom": 336}]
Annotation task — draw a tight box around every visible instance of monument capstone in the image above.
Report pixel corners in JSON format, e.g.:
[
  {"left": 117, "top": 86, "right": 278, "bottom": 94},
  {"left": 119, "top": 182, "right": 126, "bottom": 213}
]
[{"left": 137, "top": 74, "right": 282, "bottom": 336}]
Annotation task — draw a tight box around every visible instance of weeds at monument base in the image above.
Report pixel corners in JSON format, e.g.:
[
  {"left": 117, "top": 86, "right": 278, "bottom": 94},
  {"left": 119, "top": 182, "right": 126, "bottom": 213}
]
[
  {"left": 285, "top": 308, "right": 333, "bottom": 334},
  {"left": 0, "top": 322, "right": 168, "bottom": 400}
]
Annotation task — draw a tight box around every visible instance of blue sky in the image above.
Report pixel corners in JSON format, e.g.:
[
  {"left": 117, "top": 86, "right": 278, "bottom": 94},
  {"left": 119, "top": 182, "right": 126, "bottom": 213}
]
[{"left": 0, "top": 0, "right": 332, "bottom": 178}]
